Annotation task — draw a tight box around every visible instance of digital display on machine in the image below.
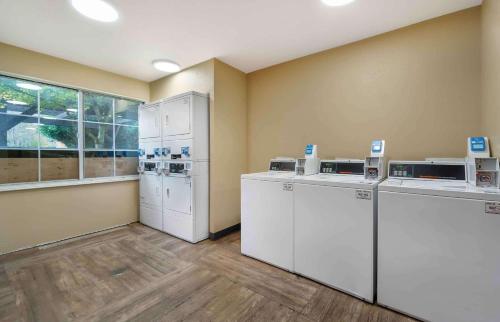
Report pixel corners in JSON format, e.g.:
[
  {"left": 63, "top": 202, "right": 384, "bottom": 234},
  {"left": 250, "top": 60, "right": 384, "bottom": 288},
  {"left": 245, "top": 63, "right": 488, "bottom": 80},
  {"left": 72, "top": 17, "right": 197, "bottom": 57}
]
[
  {"left": 269, "top": 161, "right": 296, "bottom": 172},
  {"left": 169, "top": 163, "right": 185, "bottom": 173},
  {"left": 372, "top": 140, "right": 382, "bottom": 153},
  {"left": 470, "top": 137, "right": 486, "bottom": 152},
  {"left": 320, "top": 162, "right": 364, "bottom": 175},
  {"left": 144, "top": 162, "right": 157, "bottom": 171},
  {"left": 389, "top": 163, "right": 466, "bottom": 180}
]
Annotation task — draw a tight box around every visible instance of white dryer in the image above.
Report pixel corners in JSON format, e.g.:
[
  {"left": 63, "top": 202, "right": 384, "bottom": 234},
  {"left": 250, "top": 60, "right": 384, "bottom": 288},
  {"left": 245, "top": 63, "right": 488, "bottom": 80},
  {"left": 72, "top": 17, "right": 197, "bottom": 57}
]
[
  {"left": 138, "top": 160, "right": 163, "bottom": 230},
  {"left": 378, "top": 160, "right": 500, "bottom": 322},
  {"left": 241, "top": 158, "right": 297, "bottom": 271}
]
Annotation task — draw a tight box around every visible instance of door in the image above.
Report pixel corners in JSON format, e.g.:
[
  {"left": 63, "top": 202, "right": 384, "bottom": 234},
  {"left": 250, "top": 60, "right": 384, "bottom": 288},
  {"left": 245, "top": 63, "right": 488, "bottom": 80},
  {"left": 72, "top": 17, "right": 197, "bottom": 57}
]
[
  {"left": 139, "top": 173, "right": 162, "bottom": 208},
  {"left": 241, "top": 179, "right": 294, "bottom": 271},
  {"left": 139, "top": 105, "right": 160, "bottom": 139},
  {"left": 163, "top": 176, "right": 192, "bottom": 214},
  {"left": 162, "top": 97, "right": 191, "bottom": 137},
  {"left": 294, "top": 183, "right": 374, "bottom": 302}
]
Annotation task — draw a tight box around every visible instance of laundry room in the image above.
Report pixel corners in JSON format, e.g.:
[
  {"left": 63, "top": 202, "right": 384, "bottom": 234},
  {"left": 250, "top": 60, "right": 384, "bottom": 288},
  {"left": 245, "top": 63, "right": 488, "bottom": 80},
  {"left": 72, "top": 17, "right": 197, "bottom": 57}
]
[{"left": 0, "top": 0, "right": 499, "bottom": 321}]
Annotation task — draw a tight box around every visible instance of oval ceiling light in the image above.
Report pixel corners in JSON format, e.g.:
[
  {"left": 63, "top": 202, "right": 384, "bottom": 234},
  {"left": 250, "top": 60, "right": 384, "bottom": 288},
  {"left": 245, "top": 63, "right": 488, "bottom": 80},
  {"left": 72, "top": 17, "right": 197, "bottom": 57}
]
[
  {"left": 71, "top": 0, "right": 119, "bottom": 22},
  {"left": 153, "top": 60, "right": 181, "bottom": 73},
  {"left": 321, "top": 0, "right": 356, "bottom": 6},
  {"left": 16, "top": 82, "right": 42, "bottom": 91}
]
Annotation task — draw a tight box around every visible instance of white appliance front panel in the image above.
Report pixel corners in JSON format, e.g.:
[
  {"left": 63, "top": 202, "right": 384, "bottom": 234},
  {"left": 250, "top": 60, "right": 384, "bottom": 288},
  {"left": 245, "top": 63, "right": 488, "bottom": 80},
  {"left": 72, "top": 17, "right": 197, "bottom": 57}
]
[
  {"left": 163, "top": 176, "right": 192, "bottom": 214},
  {"left": 140, "top": 206, "right": 162, "bottom": 231},
  {"left": 163, "top": 209, "right": 195, "bottom": 243},
  {"left": 378, "top": 191, "right": 500, "bottom": 322},
  {"left": 294, "top": 183, "right": 375, "bottom": 302},
  {"left": 163, "top": 139, "right": 193, "bottom": 160},
  {"left": 139, "top": 173, "right": 162, "bottom": 208},
  {"left": 162, "top": 97, "right": 191, "bottom": 137},
  {"left": 139, "top": 105, "right": 161, "bottom": 139},
  {"left": 241, "top": 178, "right": 294, "bottom": 271}
]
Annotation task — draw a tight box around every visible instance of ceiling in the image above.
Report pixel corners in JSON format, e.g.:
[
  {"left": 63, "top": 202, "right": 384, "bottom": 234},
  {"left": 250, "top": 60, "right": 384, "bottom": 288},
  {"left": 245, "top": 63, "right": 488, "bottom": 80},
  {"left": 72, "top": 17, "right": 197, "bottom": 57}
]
[{"left": 0, "top": 0, "right": 482, "bottom": 82}]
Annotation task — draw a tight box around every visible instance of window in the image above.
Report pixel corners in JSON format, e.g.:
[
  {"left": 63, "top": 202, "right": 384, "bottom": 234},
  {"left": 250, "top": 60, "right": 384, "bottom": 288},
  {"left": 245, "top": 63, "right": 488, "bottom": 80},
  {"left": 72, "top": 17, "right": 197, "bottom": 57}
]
[{"left": 0, "top": 74, "right": 141, "bottom": 185}]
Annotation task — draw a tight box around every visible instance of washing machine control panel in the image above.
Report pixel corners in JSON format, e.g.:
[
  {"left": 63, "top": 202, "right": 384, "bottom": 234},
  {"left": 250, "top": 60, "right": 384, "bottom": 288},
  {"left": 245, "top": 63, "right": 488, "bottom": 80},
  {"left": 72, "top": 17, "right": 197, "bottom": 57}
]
[
  {"left": 388, "top": 162, "right": 466, "bottom": 181},
  {"left": 320, "top": 160, "right": 364, "bottom": 175}
]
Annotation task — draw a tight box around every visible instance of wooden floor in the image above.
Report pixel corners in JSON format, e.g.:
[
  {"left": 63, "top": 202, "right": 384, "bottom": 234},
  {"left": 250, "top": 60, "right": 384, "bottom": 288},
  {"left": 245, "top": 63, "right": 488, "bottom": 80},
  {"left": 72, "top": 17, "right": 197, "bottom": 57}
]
[{"left": 0, "top": 224, "right": 416, "bottom": 322}]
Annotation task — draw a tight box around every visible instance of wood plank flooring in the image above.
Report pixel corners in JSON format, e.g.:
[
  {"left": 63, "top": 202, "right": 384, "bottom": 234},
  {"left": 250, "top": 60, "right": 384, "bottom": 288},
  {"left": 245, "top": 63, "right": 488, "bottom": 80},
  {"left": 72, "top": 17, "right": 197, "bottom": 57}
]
[{"left": 0, "top": 223, "right": 416, "bottom": 322}]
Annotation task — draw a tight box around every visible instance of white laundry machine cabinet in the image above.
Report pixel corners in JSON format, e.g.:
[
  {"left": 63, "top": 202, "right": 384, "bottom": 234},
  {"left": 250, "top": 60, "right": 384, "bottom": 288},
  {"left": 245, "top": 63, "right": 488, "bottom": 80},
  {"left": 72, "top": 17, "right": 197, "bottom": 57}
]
[
  {"left": 162, "top": 160, "right": 209, "bottom": 243},
  {"left": 139, "top": 92, "right": 209, "bottom": 243},
  {"left": 241, "top": 158, "right": 297, "bottom": 271},
  {"left": 378, "top": 160, "right": 500, "bottom": 322},
  {"left": 294, "top": 160, "right": 381, "bottom": 302},
  {"left": 138, "top": 159, "right": 163, "bottom": 230}
]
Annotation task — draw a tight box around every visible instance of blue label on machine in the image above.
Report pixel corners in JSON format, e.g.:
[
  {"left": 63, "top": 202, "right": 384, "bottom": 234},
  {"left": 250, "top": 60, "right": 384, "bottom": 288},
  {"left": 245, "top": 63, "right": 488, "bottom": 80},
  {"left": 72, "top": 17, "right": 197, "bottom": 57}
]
[
  {"left": 305, "top": 144, "right": 313, "bottom": 155},
  {"left": 154, "top": 148, "right": 161, "bottom": 157},
  {"left": 372, "top": 140, "right": 382, "bottom": 153},
  {"left": 138, "top": 149, "right": 145, "bottom": 156},
  {"left": 181, "top": 146, "right": 190, "bottom": 157},
  {"left": 470, "top": 137, "right": 486, "bottom": 152}
]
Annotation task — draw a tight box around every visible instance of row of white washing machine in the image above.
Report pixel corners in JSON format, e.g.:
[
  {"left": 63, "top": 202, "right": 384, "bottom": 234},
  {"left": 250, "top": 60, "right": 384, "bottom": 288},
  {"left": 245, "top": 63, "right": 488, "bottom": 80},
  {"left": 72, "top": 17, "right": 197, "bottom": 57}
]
[
  {"left": 241, "top": 137, "right": 500, "bottom": 322},
  {"left": 138, "top": 91, "right": 209, "bottom": 243}
]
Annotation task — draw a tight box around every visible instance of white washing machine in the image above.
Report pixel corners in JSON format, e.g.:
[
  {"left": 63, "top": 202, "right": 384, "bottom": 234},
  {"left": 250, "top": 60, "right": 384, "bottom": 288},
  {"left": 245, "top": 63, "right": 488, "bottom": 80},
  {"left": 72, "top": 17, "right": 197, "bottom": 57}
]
[
  {"left": 162, "top": 160, "right": 209, "bottom": 243},
  {"left": 294, "top": 141, "right": 385, "bottom": 303},
  {"left": 241, "top": 158, "right": 297, "bottom": 271},
  {"left": 378, "top": 160, "right": 500, "bottom": 322},
  {"left": 138, "top": 159, "right": 163, "bottom": 230}
]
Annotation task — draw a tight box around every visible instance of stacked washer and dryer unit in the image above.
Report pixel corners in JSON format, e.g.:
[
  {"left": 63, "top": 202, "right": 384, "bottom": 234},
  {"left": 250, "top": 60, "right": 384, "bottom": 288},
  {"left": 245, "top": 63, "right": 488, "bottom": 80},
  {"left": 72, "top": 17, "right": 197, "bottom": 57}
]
[
  {"left": 241, "top": 141, "right": 385, "bottom": 302},
  {"left": 138, "top": 92, "right": 209, "bottom": 243}
]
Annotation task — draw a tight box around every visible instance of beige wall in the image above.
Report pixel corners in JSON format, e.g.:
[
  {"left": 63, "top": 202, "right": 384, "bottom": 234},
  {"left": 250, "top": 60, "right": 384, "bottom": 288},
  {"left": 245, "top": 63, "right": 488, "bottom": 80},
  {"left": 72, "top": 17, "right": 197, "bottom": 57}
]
[
  {"left": 0, "top": 181, "right": 138, "bottom": 254},
  {"left": 149, "top": 59, "right": 247, "bottom": 234},
  {"left": 211, "top": 60, "right": 247, "bottom": 232},
  {"left": 481, "top": 1, "right": 500, "bottom": 156},
  {"left": 0, "top": 42, "right": 147, "bottom": 254},
  {"left": 0, "top": 42, "right": 149, "bottom": 100},
  {"left": 247, "top": 8, "right": 481, "bottom": 172}
]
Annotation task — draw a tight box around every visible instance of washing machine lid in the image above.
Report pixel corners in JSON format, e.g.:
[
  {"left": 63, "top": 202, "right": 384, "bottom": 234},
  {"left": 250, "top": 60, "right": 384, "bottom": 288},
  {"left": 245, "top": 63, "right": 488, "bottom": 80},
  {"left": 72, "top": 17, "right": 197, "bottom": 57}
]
[
  {"left": 294, "top": 173, "right": 380, "bottom": 189},
  {"left": 380, "top": 179, "right": 500, "bottom": 201},
  {"left": 241, "top": 171, "right": 296, "bottom": 182}
]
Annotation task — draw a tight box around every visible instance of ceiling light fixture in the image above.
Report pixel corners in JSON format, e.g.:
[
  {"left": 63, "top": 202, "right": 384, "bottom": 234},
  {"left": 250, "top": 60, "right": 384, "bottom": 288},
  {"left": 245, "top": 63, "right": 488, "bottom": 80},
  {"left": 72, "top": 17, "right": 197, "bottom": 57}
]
[
  {"left": 16, "top": 82, "right": 42, "bottom": 91},
  {"left": 153, "top": 60, "right": 181, "bottom": 73},
  {"left": 71, "top": 0, "right": 119, "bottom": 22},
  {"left": 6, "top": 100, "right": 28, "bottom": 105},
  {"left": 321, "top": 0, "right": 356, "bottom": 6}
]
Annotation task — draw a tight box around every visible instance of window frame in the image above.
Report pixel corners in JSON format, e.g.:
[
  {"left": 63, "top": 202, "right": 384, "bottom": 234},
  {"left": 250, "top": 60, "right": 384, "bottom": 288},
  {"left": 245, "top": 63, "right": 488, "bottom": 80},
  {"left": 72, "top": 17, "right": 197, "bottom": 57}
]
[{"left": 0, "top": 72, "right": 143, "bottom": 190}]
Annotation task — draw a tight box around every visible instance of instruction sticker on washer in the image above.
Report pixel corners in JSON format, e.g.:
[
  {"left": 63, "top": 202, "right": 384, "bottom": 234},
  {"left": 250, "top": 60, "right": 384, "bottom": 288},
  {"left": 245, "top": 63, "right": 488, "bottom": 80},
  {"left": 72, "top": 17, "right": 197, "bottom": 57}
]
[
  {"left": 355, "top": 190, "right": 371, "bottom": 200},
  {"left": 282, "top": 183, "right": 293, "bottom": 191},
  {"left": 485, "top": 201, "right": 500, "bottom": 215}
]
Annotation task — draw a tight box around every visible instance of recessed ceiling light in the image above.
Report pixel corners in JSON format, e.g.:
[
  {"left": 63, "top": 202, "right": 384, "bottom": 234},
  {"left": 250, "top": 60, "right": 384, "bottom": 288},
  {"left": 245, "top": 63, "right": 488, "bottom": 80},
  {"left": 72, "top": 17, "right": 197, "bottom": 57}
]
[
  {"left": 71, "top": 0, "right": 119, "bottom": 22},
  {"left": 6, "top": 100, "right": 28, "bottom": 105},
  {"left": 321, "top": 0, "right": 356, "bottom": 6},
  {"left": 16, "top": 82, "right": 42, "bottom": 91},
  {"left": 153, "top": 60, "right": 181, "bottom": 73}
]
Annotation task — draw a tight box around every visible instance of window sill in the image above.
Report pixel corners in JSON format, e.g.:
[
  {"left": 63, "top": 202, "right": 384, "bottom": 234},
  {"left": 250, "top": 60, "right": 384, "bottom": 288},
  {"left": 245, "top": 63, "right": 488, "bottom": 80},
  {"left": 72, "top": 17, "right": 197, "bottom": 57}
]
[{"left": 0, "top": 176, "right": 139, "bottom": 193}]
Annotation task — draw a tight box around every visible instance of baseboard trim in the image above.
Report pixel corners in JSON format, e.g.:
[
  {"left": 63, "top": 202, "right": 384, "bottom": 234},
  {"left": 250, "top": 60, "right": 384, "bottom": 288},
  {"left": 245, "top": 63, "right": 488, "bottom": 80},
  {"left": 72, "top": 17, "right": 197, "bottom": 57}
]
[{"left": 209, "top": 223, "right": 241, "bottom": 240}]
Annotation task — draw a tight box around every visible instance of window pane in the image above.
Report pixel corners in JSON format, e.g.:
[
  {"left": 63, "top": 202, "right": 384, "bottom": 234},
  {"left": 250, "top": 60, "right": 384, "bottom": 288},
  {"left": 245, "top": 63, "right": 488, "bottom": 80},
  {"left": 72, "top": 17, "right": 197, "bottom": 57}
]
[
  {"left": 0, "top": 115, "right": 38, "bottom": 148},
  {"left": 40, "top": 118, "right": 78, "bottom": 149},
  {"left": 0, "top": 75, "right": 38, "bottom": 116},
  {"left": 115, "top": 151, "right": 138, "bottom": 176},
  {"left": 40, "top": 85, "right": 78, "bottom": 120},
  {"left": 84, "top": 122, "right": 113, "bottom": 149},
  {"left": 84, "top": 151, "right": 114, "bottom": 178},
  {"left": 115, "top": 125, "right": 138, "bottom": 150},
  {"left": 115, "top": 98, "right": 139, "bottom": 126},
  {"left": 41, "top": 150, "right": 78, "bottom": 181},
  {"left": 0, "top": 149, "right": 38, "bottom": 184},
  {"left": 83, "top": 92, "right": 113, "bottom": 123}
]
